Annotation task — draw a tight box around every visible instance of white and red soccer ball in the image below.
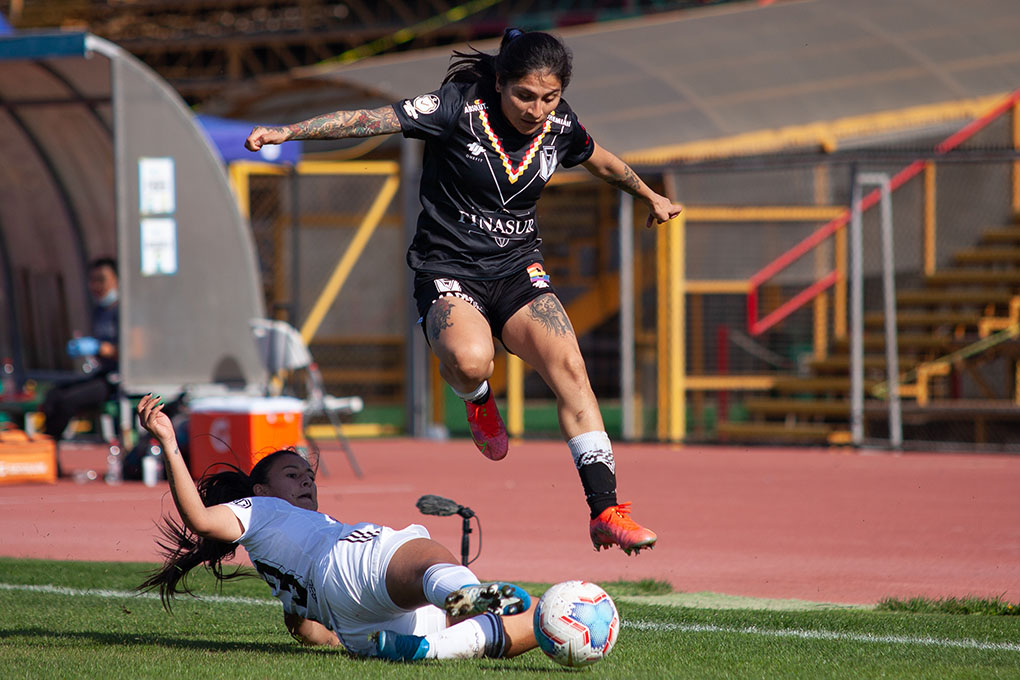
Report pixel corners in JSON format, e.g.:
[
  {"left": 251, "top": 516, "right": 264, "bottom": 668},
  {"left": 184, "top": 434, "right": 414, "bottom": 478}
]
[{"left": 533, "top": 580, "right": 620, "bottom": 667}]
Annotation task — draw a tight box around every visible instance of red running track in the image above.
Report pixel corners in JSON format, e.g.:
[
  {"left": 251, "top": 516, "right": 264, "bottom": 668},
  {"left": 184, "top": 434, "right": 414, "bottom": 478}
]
[{"left": 2, "top": 439, "right": 1018, "bottom": 605}]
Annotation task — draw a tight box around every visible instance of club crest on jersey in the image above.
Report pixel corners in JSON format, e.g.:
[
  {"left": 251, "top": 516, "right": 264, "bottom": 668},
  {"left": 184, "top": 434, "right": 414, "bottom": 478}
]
[
  {"left": 539, "top": 146, "right": 558, "bottom": 180},
  {"left": 403, "top": 94, "right": 440, "bottom": 119},
  {"left": 434, "top": 278, "right": 462, "bottom": 293},
  {"left": 528, "top": 262, "right": 550, "bottom": 288},
  {"left": 413, "top": 94, "right": 440, "bottom": 114}
]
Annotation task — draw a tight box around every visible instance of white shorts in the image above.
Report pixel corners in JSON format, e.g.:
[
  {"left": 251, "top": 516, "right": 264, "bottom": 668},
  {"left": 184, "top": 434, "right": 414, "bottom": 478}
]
[{"left": 317, "top": 523, "right": 448, "bottom": 655}]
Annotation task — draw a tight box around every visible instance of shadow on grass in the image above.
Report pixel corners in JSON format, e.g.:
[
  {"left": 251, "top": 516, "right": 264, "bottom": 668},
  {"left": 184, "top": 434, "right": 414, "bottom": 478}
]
[
  {"left": 2, "top": 628, "right": 568, "bottom": 671},
  {"left": 0, "top": 627, "right": 350, "bottom": 657}
]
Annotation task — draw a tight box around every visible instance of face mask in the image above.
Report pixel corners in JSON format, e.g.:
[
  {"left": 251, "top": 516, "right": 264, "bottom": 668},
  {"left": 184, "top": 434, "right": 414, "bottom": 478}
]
[{"left": 97, "top": 288, "right": 119, "bottom": 308}]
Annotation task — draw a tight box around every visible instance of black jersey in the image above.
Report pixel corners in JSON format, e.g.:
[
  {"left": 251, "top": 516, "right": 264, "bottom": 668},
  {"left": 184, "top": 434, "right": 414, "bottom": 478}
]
[{"left": 393, "top": 80, "right": 595, "bottom": 279}]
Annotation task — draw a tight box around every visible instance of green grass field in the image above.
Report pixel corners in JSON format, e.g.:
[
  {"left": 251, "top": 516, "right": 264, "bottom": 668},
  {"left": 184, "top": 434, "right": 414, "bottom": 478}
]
[{"left": 2, "top": 557, "right": 1018, "bottom": 679}]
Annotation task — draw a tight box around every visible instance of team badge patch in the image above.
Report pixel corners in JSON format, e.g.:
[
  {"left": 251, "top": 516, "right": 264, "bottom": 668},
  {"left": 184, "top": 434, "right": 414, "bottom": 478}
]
[
  {"left": 539, "top": 146, "right": 558, "bottom": 180},
  {"left": 413, "top": 94, "right": 440, "bottom": 115},
  {"left": 527, "top": 263, "right": 550, "bottom": 288}
]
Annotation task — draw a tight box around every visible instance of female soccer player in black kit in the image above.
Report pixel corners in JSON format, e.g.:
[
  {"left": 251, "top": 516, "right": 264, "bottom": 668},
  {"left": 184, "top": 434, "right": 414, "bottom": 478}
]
[{"left": 247, "top": 29, "right": 682, "bottom": 555}]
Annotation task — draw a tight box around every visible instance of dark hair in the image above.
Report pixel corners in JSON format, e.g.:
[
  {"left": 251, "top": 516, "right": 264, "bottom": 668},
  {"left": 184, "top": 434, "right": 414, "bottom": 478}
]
[
  {"left": 138, "top": 449, "right": 307, "bottom": 610},
  {"left": 443, "top": 28, "right": 572, "bottom": 92},
  {"left": 89, "top": 257, "right": 118, "bottom": 278}
]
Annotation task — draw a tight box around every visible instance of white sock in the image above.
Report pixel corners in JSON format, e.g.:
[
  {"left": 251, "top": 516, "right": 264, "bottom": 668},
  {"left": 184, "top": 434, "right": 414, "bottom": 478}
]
[
  {"left": 451, "top": 380, "right": 489, "bottom": 403},
  {"left": 567, "top": 430, "right": 616, "bottom": 474},
  {"left": 424, "top": 612, "right": 505, "bottom": 659},
  {"left": 422, "top": 563, "right": 478, "bottom": 609}
]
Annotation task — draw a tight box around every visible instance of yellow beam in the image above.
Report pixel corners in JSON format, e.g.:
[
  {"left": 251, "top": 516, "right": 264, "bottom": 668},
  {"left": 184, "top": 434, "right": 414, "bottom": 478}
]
[
  {"left": 685, "top": 375, "right": 777, "bottom": 390},
  {"left": 1013, "top": 102, "right": 1020, "bottom": 213},
  {"left": 296, "top": 160, "right": 400, "bottom": 175},
  {"left": 300, "top": 174, "right": 400, "bottom": 343},
  {"left": 685, "top": 280, "right": 749, "bottom": 294},
  {"left": 656, "top": 219, "right": 668, "bottom": 440},
  {"left": 306, "top": 423, "right": 399, "bottom": 439},
  {"left": 625, "top": 92, "right": 1009, "bottom": 164},
  {"left": 228, "top": 162, "right": 253, "bottom": 220},
  {"left": 924, "top": 161, "right": 936, "bottom": 276},
  {"left": 671, "top": 213, "right": 686, "bottom": 441},
  {"left": 684, "top": 205, "right": 846, "bottom": 222},
  {"left": 506, "top": 353, "right": 524, "bottom": 438}
]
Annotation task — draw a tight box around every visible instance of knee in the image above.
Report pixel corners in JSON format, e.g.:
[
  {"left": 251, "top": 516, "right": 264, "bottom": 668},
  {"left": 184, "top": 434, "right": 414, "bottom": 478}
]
[
  {"left": 444, "top": 342, "right": 494, "bottom": 383},
  {"left": 557, "top": 351, "right": 591, "bottom": 390}
]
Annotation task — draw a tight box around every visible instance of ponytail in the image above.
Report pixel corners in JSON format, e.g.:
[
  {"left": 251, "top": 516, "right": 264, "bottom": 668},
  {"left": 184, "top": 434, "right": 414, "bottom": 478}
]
[
  {"left": 444, "top": 28, "right": 573, "bottom": 92},
  {"left": 138, "top": 450, "right": 299, "bottom": 610}
]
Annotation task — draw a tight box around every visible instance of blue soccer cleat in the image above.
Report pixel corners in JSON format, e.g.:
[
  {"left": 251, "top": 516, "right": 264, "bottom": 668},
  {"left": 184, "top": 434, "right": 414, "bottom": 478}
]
[
  {"left": 373, "top": 630, "right": 430, "bottom": 662},
  {"left": 444, "top": 582, "right": 531, "bottom": 618}
]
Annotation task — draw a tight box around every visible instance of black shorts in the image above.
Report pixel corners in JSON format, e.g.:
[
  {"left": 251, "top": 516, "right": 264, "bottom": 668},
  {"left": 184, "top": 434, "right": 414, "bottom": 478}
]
[{"left": 413, "top": 261, "right": 558, "bottom": 342}]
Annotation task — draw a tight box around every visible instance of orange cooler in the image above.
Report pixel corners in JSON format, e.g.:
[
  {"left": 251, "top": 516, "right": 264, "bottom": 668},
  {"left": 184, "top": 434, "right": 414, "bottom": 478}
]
[
  {"left": 188, "top": 396, "right": 304, "bottom": 478},
  {"left": 0, "top": 429, "right": 57, "bottom": 485}
]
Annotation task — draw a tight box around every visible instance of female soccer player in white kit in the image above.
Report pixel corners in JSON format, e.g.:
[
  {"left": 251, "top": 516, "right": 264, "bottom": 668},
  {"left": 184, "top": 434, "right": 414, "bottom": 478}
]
[{"left": 135, "top": 395, "right": 535, "bottom": 661}]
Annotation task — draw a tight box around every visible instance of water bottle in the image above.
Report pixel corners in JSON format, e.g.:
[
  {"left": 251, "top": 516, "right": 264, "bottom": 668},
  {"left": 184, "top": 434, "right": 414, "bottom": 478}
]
[
  {"left": 105, "top": 445, "right": 123, "bottom": 485},
  {"left": 0, "top": 358, "right": 14, "bottom": 397},
  {"left": 142, "top": 444, "right": 163, "bottom": 487}
]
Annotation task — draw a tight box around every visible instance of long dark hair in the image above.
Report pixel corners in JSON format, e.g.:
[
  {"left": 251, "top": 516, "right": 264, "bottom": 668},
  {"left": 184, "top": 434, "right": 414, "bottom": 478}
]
[
  {"left": 138, "top": 449, "right": 303, "bottom": 610},
  {"left": 443, "top": 27, "right": 573, "bottom": 92}
]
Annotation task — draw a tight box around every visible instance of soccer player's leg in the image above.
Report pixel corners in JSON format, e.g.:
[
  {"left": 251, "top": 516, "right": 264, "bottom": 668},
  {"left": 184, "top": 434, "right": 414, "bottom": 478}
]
[
  {"left": 424, "top": 294, "right": 507, "bottom": 460},
  {"left": 502, "top": 293, "right": 657, "bottom": 555}
]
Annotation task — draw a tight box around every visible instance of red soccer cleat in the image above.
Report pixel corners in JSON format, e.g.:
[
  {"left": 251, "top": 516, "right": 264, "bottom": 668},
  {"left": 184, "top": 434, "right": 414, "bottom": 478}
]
[
  {"left": 589, "top": 502, "right": 657, "bottom": 555},
  {"left": 465, "top": 392, "right": 508, "bottom": 461}
]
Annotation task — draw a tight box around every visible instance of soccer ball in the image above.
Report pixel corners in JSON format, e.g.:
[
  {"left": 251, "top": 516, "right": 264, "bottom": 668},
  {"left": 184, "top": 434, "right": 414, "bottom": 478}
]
[{"left": 533, "top": 580, "right": 619, "bottom": 667}]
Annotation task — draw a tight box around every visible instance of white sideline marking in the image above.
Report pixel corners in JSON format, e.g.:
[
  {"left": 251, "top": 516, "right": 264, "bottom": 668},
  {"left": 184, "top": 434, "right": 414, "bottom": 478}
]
[
  {"left": 625, "top": 620, "right": 1020, "bottom": 653},
  {"left": 3, "top": 582, "right": 1016, "bottom": 654},
  {"left": 0, "top": 582, "right": 277, "bottom": 607}
]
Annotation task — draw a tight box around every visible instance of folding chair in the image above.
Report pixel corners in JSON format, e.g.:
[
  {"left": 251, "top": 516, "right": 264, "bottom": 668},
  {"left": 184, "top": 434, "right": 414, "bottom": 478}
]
[{"left": 250, "top": 318, "right": 364, "bottom": 478}]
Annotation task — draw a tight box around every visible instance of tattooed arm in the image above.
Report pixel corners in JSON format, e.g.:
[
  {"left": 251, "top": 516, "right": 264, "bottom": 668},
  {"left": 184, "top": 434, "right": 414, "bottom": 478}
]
[
  {"left": 245, "top": 106, "right": 401, "bottom": 151},
  {"left": 582, "top": 141, "right": 683, "bottom": 228}
]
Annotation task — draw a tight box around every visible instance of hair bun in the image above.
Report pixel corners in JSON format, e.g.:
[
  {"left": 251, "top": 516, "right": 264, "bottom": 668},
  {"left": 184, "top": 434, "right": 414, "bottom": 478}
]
[{"left": 504, "top": 27, "right": 524, "bottom": 42}]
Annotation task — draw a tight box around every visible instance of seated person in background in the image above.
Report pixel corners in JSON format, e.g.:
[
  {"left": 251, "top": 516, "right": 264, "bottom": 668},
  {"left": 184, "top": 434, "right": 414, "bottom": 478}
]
[{"left": 41, "top": 257, "right": 120, "bottom": 459}]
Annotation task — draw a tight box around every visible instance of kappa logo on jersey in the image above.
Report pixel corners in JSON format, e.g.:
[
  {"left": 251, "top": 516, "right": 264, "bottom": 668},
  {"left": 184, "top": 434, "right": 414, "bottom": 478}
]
[
  {"left": 539, "top": 146, "right": 558, "bottom": 180},
  {"left": 467, "top": 142, "right": 485, "bottom": 157},
  {"left": 527, "top": 262, "right": 550, "bottom": 288},
  {"left": 435, "top": 278, "right": 463, "bottom": 293}
]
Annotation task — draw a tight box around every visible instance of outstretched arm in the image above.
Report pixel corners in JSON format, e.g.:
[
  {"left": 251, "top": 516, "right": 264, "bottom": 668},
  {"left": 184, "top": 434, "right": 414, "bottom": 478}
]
[
  {"left": 136, "top": 395, "right": 243, "bottom": 543},
  {"left": 582, "top": 142, "right": 684, "bottom": 228},
  {"left": 245, "top": 105, "right": 402, "bottom": 151},
  {"left": 284, "top": 613, "right": 340, "bottom": 647}
]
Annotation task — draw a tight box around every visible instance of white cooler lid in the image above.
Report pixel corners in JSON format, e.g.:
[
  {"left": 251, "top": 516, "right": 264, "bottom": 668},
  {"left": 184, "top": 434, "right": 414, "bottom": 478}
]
[{"left": 189, "top": 395, "right": 305, "bottom": 414}]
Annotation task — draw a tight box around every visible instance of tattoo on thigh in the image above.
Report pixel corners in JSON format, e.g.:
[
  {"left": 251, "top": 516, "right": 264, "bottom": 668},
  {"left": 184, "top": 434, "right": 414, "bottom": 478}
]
[
  {"left": 427, "top": 297, "right": 455, "bottom": 342},
  {"left": 528, "top": 295, "right": 574, "bottom": 337}
]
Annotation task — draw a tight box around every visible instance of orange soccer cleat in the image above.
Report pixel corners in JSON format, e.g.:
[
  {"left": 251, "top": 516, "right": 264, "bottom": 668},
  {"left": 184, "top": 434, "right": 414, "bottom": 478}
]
[
  {"left": 465, "top": 392, "right": 508, "bottom": 461},
  {"left": 589, "top": 502, "right": 657, "bottom": 555}
]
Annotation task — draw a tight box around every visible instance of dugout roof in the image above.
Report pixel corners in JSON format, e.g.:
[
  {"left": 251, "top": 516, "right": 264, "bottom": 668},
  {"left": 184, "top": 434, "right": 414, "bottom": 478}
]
[
  {"left": 212, "top": 0, "right": 1020, "bottom": 163},
  {"left": 0, "top": 32, "right": 267, "bottom": 397}
]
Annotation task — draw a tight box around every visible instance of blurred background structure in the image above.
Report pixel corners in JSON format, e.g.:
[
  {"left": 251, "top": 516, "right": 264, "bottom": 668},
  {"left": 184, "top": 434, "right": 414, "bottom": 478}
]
[{"left": 3, "top": 0, "right": 1020, "bottom": 450}]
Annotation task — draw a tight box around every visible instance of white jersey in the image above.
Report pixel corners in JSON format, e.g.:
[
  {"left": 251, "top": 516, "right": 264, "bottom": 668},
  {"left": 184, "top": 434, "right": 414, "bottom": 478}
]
[
  {"left": 225, "top": 496, "right": 444, "bottom": 654},
  {"left": 226, "top": 496, "right": 384, "bottom": 626}
]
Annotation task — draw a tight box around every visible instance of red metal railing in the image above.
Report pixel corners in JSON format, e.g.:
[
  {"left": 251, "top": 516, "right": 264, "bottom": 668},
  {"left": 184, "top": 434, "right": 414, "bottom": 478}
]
[{"left": 746, "top": 86, "right": 1020, "bottom": 337}]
